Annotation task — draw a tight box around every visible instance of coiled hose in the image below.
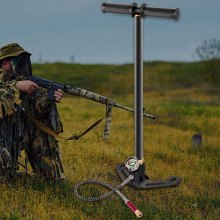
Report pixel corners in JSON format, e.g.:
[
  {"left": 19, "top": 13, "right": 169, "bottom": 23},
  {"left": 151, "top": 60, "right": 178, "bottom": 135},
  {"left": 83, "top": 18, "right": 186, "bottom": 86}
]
[{"left": 74, "top": 175, "right": 143, "bottom": 218}]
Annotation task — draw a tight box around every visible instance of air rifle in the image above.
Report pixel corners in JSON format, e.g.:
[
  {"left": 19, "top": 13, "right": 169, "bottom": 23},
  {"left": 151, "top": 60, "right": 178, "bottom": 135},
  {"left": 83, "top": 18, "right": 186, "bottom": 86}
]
[{"left": 29, "top": 75, "right": 155, "bottom": 140}]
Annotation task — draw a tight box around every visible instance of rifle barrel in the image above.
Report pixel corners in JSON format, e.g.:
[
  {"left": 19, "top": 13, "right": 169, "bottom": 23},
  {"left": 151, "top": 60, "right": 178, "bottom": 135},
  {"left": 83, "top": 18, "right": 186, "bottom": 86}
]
[
  {"left": 114, "top": 103, "right": 155, "bottom": 119},
  {"left": 65, "top": 85, "right": 155, "bottom": 120}
]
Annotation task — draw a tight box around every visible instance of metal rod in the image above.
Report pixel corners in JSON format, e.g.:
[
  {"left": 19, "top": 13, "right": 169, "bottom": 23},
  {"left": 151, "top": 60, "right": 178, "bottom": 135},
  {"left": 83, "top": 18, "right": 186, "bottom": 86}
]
[{"left": 134, "top": 15, "right": 143, "bottom": 160}]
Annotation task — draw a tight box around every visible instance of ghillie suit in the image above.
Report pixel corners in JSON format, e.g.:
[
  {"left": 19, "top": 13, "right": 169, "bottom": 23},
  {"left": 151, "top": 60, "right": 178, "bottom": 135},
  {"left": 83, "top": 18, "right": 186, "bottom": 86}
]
[
  {"left": 0, "top": 143, "right": 13, "bottom": 182},
  {"left": 0, "top": 43, "right": 65, "bottom": 181}
]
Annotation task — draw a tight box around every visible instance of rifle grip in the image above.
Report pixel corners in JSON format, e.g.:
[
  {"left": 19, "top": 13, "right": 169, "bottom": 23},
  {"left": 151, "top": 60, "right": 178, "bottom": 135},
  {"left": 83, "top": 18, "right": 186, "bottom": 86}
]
[{"left": 47, "top": 88, "right": 56, "bottom": 101}]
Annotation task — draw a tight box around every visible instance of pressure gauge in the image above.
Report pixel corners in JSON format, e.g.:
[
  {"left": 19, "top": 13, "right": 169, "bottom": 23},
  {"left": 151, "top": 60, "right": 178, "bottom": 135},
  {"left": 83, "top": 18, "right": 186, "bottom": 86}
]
[{"left": 125, "top": 157, "right": 140, "bottom": 172}]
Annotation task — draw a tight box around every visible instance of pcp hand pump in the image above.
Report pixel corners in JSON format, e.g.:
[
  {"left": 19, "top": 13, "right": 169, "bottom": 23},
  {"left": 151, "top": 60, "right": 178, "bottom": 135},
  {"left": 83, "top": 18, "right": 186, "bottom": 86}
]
[
  {"left": 74, "top": 2, "right": 181, "bottom": 218},
  {"left": 102, "top": 1, "right": 181, "bottom": 189}
]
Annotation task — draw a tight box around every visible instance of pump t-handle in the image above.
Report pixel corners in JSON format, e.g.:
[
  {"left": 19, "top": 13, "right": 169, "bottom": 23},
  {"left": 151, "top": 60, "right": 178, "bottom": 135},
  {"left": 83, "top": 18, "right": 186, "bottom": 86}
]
[{"left": 102, "top": 2, "right": 180, "bottom": 20}]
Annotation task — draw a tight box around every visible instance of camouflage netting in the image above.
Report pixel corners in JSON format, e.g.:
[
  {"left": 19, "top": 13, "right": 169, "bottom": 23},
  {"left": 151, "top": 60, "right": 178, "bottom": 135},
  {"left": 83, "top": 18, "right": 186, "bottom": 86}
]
[
  {"left": 0, "top": 79, "right": 21, "bottom": 118},
  {"left": 0, "top": 147, "right": 13, "bottom": 182},
  {"left": 0, "top": 48, "right": 65, "bottom": 181}
]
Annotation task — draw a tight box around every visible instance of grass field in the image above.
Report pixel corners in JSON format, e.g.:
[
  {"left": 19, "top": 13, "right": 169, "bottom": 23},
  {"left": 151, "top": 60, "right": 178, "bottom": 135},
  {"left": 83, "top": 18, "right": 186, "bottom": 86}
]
[{"left": 0, "top": 62, "right": 220, "bottom": 219}]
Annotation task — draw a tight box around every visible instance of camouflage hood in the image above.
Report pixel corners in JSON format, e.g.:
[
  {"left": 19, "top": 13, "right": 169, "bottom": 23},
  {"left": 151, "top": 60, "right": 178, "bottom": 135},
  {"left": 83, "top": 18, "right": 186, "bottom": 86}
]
[
  {"left": 0, "top": 43, "right": 32, "bottom": 79},
  {"left": 11, "top": 54, "right": 32, "bottom": 78}
]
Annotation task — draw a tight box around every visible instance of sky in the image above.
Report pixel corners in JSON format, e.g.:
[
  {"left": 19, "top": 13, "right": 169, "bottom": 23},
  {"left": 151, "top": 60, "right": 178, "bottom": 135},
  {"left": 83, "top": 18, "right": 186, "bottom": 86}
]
[{"left": 1, "top": 0, "right": 219, "bottom": 64}]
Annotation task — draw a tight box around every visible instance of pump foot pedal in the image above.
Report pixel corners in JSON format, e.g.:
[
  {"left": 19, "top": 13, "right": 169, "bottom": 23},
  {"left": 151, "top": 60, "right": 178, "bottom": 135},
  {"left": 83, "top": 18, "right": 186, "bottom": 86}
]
[{"left": 116, "top": 163, "right": 181, "bottom": 189}]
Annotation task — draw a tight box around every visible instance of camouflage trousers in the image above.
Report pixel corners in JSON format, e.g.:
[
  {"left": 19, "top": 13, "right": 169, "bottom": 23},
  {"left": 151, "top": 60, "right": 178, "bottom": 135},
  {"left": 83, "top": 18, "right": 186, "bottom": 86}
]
[
  {"left": 0, "top": 147, "right": 13, "bottom": 182},
  {"left": 0, "top": 127, "right": 65, "bottom": 181},
  {"left": 26, "top": 127, "right": 65, "bottom": 180}
]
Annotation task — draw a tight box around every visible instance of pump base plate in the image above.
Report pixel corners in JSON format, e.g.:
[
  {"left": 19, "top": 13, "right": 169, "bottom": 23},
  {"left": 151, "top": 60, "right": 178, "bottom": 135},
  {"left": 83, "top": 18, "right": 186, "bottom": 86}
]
[{"left": 116, "top": 163, "right": 181, "bottom": 189}]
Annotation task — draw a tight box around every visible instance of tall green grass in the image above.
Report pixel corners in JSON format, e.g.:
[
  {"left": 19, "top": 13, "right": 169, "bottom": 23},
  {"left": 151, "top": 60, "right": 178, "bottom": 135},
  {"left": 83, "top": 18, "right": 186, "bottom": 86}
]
[{"left": 0, "top": 61, "right": 219, "bottom": 219}]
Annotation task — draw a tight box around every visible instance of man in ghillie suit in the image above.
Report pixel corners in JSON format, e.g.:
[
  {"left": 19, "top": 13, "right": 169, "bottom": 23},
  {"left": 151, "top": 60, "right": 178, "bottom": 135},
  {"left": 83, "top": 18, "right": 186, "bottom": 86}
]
[{"left": 0, "top": 43, "right": 65, "bottom": 182}]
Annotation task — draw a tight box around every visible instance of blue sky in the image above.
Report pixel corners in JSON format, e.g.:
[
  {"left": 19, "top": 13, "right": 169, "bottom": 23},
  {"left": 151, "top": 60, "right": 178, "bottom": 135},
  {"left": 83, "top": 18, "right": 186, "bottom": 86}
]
[{"left": 1, "top": 0, "right": 219, "bottom": 64}]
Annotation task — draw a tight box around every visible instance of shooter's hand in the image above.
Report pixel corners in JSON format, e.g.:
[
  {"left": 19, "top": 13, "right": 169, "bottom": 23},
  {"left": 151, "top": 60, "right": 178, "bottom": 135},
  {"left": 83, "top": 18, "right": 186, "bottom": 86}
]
[
  {"left": 54, "top": 89, "right": 64, "bottom": 103},
  {"left": 16, "top": 80, "right": 38, "bottom": 95}
]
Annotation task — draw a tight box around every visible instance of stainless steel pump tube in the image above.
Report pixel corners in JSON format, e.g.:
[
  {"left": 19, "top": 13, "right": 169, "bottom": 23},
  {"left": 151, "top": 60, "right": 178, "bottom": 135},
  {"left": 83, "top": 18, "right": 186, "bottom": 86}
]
[{"left": 134, "top": 14, "right": 143, "bottom": 160}]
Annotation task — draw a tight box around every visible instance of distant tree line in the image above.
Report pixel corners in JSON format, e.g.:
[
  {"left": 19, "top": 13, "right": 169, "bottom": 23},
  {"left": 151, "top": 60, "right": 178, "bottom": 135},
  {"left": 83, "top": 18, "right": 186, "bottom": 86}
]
[{"left": 196, "top": 38, "right": 220, "bottom": 86}]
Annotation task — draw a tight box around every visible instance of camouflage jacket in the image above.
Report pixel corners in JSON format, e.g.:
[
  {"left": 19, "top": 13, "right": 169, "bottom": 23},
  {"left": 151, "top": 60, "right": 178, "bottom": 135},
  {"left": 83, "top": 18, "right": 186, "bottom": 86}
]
[{"left": 0, "top": 69, "right": 63, "bottom": 171}]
